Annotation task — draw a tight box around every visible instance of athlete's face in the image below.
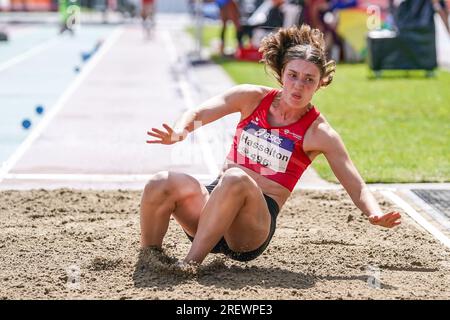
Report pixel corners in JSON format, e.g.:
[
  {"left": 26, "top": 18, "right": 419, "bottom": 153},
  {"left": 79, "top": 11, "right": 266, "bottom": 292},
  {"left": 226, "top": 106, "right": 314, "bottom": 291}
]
[{"left": 280, "top": 59, "right": 322, "bottom": 108}]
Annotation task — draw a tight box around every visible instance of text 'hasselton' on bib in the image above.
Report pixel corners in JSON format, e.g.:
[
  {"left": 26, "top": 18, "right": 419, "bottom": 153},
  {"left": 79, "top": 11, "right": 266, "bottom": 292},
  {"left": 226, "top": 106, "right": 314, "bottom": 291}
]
[{"left": 236, "top": 122, "right": 294, "bottom": 173}]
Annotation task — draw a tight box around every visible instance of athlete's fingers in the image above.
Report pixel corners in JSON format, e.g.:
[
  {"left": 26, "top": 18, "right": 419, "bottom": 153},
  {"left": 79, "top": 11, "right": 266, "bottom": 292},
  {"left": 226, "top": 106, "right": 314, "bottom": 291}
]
[
  {"left": 380, "top": 215, "right": 394, "bottom": 223},
  {"left": 378, "top": 215, "right": 391, "bottom": 223},
  {"left": 385, "top": 220, "right": 400, "bottom": 228},
  {"left": 386, "top": 216, "right": 401, "bottom": 226},
  {"left": 382, "top": 212, "right": 396, "bottom": 218},
  {"left": 381, "top": 212, "right": 400, "bottom": 222},
  {"left": 162, "top": 123, "right": 173, "bottom": 133},
  {"left": 369, "top": 213, "right": 400, "bottom": 228},
  {"left": 151, "top": 128, "right": 167, "bottom": 136},
  {"left": 146, "top": 139, "right": 163, "bottom": 144},
  {"left": 147, "top": 131, "right": 162, "bottom": 138},
  {"left": 385, "top": 214, "right": 401, "bottom": 226},
  {"left": 370, "top": 216, "right": 389, "bottom": 227},
  {"left": 386, "top": 212, "right": 401, "bottom": 220},
  {"left": 384, "top": 212, "right": 401, "bottom": 222},
  {"left": 391, "top": 212, "right": 402, "bottom": 218}
]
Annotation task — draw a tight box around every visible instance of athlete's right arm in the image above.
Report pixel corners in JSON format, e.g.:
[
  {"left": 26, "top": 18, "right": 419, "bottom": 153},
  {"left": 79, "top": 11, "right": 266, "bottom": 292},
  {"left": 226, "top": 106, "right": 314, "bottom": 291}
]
[{"left": 146, "top": 84, "right": 266, "bottom": 145}]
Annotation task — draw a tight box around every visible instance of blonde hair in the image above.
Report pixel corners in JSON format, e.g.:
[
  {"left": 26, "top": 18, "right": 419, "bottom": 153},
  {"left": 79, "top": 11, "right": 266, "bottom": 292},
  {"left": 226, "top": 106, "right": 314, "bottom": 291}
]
[{"left": 259, "top": 24, "right": 336, "bottom": 87}]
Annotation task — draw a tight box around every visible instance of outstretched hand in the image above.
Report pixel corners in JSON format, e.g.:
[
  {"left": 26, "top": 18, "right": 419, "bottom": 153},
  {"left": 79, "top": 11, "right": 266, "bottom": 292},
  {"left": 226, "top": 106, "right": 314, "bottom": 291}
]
[
  {"left": 368, "top": 211, "right": 401, "bottom": 228},
  {"left": 146, "top": 123, "right": 187, "bottom": 145}
]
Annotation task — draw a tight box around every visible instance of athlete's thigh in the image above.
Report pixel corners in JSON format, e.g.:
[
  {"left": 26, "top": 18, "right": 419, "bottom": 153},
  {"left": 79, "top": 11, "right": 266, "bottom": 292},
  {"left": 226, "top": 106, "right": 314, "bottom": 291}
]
[{"left": 221, "top": 173, "right": 272, "bottom": 252}]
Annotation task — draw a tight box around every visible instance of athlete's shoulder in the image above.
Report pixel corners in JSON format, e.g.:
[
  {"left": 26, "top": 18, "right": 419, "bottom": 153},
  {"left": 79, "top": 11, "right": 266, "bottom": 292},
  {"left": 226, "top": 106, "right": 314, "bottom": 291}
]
[
  {"left": 304, "top": 114, "right": 341, "bottom": 151},
  {"left": 309, "top": 115, "right": 337, "bottom": 137},
  {"left": 228, "top": 85, "right": 275, "bottom": 116},
  {"left": 228, "top": 84, "right": 273, "bottom": 99}
]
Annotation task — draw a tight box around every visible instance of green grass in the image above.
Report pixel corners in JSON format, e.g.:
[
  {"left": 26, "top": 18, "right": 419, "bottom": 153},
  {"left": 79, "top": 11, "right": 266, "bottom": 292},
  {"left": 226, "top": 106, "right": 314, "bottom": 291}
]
[
  {"left": 213, "top": 56, "right": 279, "bottom": 86},
  {"left": 217, "top": 59, "right": 450, "bottom": 183}
]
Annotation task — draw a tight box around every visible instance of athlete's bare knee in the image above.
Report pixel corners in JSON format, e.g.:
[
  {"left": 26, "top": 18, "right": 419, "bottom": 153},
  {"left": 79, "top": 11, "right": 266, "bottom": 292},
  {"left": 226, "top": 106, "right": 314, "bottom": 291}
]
[
  {"left": 143, "top": 171, "right": 172, "bottom": 201},
  {"left": 140, "top": 171, "right": 178, "bottom": 220},
  {"left": 220, "top": 168, "right": 253, "bottom": 194}
]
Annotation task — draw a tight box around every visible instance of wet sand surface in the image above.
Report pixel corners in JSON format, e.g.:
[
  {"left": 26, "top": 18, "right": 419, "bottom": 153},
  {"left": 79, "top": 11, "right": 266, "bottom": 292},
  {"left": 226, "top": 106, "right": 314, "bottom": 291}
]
[{"left": 1, "top": 189, "right": 449, "bottom": 299}]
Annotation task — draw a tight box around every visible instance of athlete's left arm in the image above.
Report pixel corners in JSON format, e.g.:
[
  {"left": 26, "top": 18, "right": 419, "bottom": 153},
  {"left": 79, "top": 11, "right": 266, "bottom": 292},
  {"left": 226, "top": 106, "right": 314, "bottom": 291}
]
[{"left": 313, "top": 123, "right": 401, "bottom": 228}]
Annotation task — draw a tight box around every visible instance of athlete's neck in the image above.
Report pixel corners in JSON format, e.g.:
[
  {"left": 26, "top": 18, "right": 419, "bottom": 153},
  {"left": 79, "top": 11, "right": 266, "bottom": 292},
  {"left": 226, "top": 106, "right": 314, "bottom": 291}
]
[{"left": 274, "top": 93, "right": 312, "bottom": 121}]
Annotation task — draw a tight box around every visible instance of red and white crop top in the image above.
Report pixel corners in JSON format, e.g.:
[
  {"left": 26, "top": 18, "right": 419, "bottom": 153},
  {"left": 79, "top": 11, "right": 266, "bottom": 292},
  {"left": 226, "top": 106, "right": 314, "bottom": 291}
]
[{"left": 226, "top": 89, "right": 320, "bottom": 191}]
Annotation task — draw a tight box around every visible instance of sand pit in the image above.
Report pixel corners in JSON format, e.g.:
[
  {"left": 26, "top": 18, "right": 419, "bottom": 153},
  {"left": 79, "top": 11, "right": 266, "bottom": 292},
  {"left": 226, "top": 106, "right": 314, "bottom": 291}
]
[{"left": 1, "top": 188, "right": 449, "bottom": 300}]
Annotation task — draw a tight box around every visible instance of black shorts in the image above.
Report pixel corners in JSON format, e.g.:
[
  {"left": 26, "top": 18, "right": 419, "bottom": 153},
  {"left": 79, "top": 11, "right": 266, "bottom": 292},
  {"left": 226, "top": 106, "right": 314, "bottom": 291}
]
[{"left": 184, "top": 177, "right": 280, "bottom": 262}]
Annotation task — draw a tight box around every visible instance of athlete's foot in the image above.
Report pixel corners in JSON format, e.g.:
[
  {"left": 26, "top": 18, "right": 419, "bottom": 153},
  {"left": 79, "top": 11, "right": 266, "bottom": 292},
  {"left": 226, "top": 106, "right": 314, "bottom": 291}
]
[
  {"left": 138, "top": 245, "right": 178, "bottom": 272},
  {"left": 173, "top": 260, "right": 199, "bottom": 276},
  {"left": 183, "top": 250, "right": 208, "bottom": 265},
  {"left": 174, "top": 260, "right": 190, "bottom": 269}
]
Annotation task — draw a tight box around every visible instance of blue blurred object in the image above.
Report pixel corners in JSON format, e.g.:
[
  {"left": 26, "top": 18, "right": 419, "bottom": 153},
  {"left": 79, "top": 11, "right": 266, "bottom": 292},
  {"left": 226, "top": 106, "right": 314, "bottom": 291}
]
[
  {"left": 383, "top": 13, "right": 395, "bottom": 30},
  {"left": 203, "top": 3, "right": 220, "bottom": 20},
  {"left": 80, "top": 40, "right": 103, "bottom": 63},
  {"left": 22, "top": 119, "right": 32, "bottom": 130},
  {"left": 215, "top": 0, "right": 229, "bottom": 8},
  {"left": 330, "top": 0, "right": 358, "bottom": 10},
  {"left": 81, "top": 52, "right": 92, "bottom": 62},
  {"left": 36, "top": 105, "right": 45, "bottom": 115}
]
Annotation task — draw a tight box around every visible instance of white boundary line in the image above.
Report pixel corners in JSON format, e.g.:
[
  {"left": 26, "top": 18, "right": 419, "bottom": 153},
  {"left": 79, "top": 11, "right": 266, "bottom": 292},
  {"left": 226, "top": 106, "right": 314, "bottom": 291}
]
[
  {"left": 294, "top": 184, "right": 450, "bottom": 191},
  {"left": 402, "top": 189, "right": 450, "bottom": 231},
  {"left": 368, "top": 183, "right": 450, "bottom": 190},
  {"left": 0, "top": 27, "right": 124, "bottom": 184},
  {"left": 161, "top": 30, "right": 219, "bottom": 176},
  {"left": 380, "top": 190, "right": 450, "bottom": 249},
  {"left": 0, "top": 37, "right": 60, "bottom": 73}
]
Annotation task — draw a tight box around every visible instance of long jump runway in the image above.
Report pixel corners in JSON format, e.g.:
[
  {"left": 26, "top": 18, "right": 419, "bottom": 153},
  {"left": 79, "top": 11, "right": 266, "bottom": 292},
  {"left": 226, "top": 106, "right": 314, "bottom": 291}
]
[{"left": 0, "top": 23, "right": 225, "bottom": 189}]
